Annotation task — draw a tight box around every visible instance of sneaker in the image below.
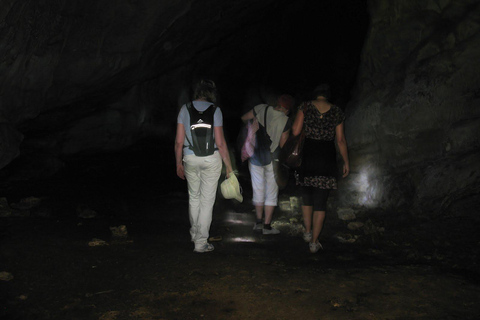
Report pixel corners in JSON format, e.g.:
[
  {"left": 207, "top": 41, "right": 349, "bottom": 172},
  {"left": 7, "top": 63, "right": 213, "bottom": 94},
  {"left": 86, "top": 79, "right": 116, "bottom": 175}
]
[
  {"left": 309, "top": 241, "right": 323, "bottom": 253},
  {"left": 253, "top": 222, "right": 263, "bottom": 231},
  {"left": 193, "top": 243, "right": 214, "bottom": 253},
  {"left": 303, "top": 232, "right": 312, "bottom": 242},
  {"left": 262, "top": 227, "right": 280, "bottom": 235}
]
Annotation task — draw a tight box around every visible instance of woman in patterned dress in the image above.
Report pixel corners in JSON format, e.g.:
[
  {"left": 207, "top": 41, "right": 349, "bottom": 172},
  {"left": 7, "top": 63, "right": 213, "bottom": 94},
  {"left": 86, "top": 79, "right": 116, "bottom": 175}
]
[{"left": 291, "top": 84, "right": 349, "bottom": 253}]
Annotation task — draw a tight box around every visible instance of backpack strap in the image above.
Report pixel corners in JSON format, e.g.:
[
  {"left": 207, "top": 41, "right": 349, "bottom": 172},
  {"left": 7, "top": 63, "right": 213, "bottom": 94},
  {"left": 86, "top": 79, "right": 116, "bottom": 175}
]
[
  {"left": 264, "top": 105, "right": 269, "bottom": 133},
  {"left": 184, "top": 101, "right": 195, "bottom": 150}
]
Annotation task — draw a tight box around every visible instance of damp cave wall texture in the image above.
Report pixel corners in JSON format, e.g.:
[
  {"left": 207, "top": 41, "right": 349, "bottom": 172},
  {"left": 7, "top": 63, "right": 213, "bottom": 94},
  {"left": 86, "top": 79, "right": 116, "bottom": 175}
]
[
  {"left": 0, "top": 0, "right": 367, "bottom": 172},
  {"left": 0, "top": 0, "right": 479, "bottom": 217},
  {"left": 340, "top": 0, "right": 480, "bottom": 217}
]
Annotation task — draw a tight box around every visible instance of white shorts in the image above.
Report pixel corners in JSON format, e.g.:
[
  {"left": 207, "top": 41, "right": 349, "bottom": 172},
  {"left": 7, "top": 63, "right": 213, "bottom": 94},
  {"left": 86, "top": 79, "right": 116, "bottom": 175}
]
[{"left": 248, "top": 161, "right": 278, "bottom": 206}]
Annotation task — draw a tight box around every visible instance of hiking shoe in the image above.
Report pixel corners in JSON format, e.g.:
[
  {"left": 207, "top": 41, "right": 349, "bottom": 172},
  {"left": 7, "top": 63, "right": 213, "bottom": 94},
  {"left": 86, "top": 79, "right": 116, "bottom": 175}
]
[
  {"left": 303, "top": 231, "right": 312, "bottom": 242},
  {"left": 309, "top": 241, "right": 323, "bottom": 253},
  {"left": 262, "top": 227, "right": 280, "bottom": 235},
  {"left": 193, "top": 243, "right": 214, "bottom": 253},
  {"left": 253, "top": 223, "right": 263, "bottom": 231}
]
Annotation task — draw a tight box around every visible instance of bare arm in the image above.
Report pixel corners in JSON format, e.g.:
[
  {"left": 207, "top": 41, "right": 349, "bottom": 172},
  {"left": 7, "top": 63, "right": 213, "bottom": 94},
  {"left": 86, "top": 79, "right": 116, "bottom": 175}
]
[
  {"left": 214, "top": 126, "right": 233, "bottom": 176},
  {"left": 174, "top": 123, "right": 186, "bottom": 180},
  {"left": 279, "top": 129, "right": 290, "bottom": 148},
  {"left": 241, "top": 109, "right": 254, "bottom": 123},
  {"left": 291, "top": 109, "right": 304, "bottom": 136},
  {"left": 335, "top": 122, "right": 350, "bottom": 178}
]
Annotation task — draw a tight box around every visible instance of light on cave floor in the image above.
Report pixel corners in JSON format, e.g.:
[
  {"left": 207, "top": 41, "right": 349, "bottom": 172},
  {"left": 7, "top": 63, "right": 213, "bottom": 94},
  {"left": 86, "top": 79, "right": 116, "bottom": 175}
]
[
  {"left": 224, "top": 210, "right": 251, "bottom": 226},
  {"left": 221, "top": 209, "right": 304, "bottom": 244},
  {"left": 225, "top": 218, "right": 246, "bottom": 225},
  {"left": 223, "top": 211, "right": 257, "bottom": 243},
  {"left": 278, "top": 196, "right": 301, "bottom": 214},
  {"left": 231, "top": 236, "right": 256, "bottom": 243}
]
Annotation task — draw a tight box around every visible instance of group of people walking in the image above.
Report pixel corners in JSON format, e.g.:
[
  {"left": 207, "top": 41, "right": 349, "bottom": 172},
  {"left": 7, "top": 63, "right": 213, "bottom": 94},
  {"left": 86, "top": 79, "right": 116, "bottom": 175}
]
[{"left": 174, "top": 79, "right": 349, "bottom": 253}]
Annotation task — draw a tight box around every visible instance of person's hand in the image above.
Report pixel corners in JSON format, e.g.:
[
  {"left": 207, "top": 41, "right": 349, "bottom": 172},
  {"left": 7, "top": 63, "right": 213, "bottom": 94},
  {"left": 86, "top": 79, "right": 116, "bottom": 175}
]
[
  {"left": 226, "top": 166, "right": 233, "bottom": 178},
  {"left": 342, "top": 163, "right": 350, "bottom": 178},
  {"left": 176, "top": 164, "right": 185, "bottom": 180}
]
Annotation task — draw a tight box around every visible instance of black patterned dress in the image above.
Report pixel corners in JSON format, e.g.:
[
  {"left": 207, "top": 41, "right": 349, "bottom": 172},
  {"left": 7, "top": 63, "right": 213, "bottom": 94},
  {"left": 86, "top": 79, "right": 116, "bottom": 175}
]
[{"left": 295, "top": 102, "right": 345, "bottom": 189}]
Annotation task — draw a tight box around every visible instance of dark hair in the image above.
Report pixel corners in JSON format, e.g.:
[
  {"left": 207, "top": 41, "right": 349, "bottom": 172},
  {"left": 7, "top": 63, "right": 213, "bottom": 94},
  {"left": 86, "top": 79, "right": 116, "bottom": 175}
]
[
  {"left": 312, "top": 83, "right": 331, "bottom": 100},
  {"left": 277, "top": 94, "right": 295, "bottom": 111},
  {"left": 193, "top": 79, "right": 217, "bottom": 103}
]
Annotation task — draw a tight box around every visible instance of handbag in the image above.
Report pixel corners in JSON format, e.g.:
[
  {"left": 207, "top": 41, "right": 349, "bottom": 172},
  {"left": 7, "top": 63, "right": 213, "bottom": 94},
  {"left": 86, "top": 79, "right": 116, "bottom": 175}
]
[
  {"left": 272, "top": 158, "right": 289, "bottom": 189},
  {"left": 279, "top": 130, "right": 305, "bottom": 168}
]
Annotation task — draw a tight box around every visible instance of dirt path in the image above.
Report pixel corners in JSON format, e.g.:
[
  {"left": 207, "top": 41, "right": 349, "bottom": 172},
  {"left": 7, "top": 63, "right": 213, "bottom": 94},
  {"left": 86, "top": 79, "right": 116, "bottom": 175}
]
[
  {"left": 1, "top": 145, "right": 479, "bottom": 320},
  {"left": 1, "top": 187, "right": 480, "bottom": 320}
]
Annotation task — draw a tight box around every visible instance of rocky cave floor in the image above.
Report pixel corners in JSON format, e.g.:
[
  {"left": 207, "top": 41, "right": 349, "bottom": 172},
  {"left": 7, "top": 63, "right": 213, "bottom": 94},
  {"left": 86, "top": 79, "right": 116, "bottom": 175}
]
[{"left": 1, "top": 140, "right": 479, "bottom": 320}]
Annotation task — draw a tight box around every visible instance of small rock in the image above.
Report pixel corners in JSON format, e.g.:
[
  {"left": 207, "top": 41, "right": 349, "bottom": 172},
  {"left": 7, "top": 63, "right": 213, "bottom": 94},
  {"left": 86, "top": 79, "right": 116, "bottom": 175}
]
[
  {"left": 77, "top": 205, "right": 97, "bottom": 218},
  {"left": 337, "top": 207, "right": 356, "bottom": 221},
  {"left": 0, "top": 211, "right": 12, "bottom": 218},
  {"left": 334, "top": 233, "right": 358, "bottom": 244},
  {"left": 363, "top": 219, "right": 384, "bottom": 235},
  {"left": 88, "top": 238, "right": 108, "bottom": 246},
  {"left": 99, "top": 311, "right": 120, "bottom": 320},
  {"left": 10, "top": 196, "right": 42, "bottom": 210},
  {"left": 0, "top": 197, "right": 12, "bottom": 217},
  {"left": 0, "top": 271, "right": 14, "bottom": 281},
  {"left": 279, "top": 200, "right": 291, "bottom": 212},
  {"left": 289, "top": 196, "right": 301, "bottom": 212},
  {"left": 110, "top": 225, "right": 128, "bottom": 238},
  {"left": 11, "top": 210, "right": 30, "bottom": 217},
  {"left": 347, "top": 221, "right": 364, "bottom": 230}
]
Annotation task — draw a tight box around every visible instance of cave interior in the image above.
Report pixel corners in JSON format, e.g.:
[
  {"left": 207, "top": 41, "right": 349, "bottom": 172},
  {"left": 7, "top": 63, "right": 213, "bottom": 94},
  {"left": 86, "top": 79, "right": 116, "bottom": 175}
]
[{"left": 1, "top": 0, "right": 480, "bottom": 318}]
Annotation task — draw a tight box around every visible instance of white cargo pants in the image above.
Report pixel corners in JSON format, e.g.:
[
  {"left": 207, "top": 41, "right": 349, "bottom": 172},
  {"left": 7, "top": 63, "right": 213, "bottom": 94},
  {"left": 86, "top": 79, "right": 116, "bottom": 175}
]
[{"left": 183, "top": 151, "right": 222, "bottom": 248}]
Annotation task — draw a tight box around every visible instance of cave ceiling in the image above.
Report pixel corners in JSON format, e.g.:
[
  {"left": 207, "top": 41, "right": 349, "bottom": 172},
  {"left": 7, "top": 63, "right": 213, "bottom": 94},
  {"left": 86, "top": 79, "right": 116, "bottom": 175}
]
[{"left": 0, "top": 0, "right": 368, "bottom": 173}]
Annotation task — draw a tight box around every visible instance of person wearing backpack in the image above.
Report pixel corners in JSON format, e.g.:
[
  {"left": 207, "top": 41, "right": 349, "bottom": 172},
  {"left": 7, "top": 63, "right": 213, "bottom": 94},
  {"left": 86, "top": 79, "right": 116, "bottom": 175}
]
[
  {"left": 241, "top": 94, "right": 294, "bottom": 234},
  {"left": 174, "top": 79, "right": 233, "bottom": 253}
]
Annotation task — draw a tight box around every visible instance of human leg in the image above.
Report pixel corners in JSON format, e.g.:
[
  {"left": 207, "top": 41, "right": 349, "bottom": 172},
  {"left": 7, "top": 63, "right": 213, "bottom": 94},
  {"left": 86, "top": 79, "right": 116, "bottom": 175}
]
[
  {"left": 309, "top": 188, "right": 330, "bottom": 252},
  {"left": 195, "top": 152, "right": 222, "bottom": 248},
  {"left": 184, "top": 155, "right": 202, "bottom": 242},
  {"left": 264, "top": 205, "right": 276, "bottom": 225},
  {"left": 249, "top": 161, "right": 266, "bottom": 228},
  {"left": 254, "top": 205, "right": 264, "bottom": 221},
  {"left": 301, "top": 206, "right": 313, "bottom": 241},
  {"left": 252, "top": 205, "right": 264, "bottom": 230},
  {"left": 311, "top": 210, "right": 326, "bottom": 243},
  {"left": 309, "top": 210, "right": 325, "bottom": 253},
  {"left": 263, "top": 163, "right": 280, "bottom": 234},
  {"left": 263, "top": 162, "right": 278, "bottom": 208},
  {"left": 301, "top": 186, "right": 314, "bottom": 241}
]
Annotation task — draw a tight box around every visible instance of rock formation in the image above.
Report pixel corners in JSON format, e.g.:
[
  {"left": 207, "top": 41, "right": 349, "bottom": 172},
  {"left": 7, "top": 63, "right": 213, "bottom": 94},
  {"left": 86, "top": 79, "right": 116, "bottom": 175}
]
[
  {"left": 1, "top": 0, "right": 478, "bottom": 217},
  {"left": 340, "top": 0, "right": 480, "bottom": 217}
]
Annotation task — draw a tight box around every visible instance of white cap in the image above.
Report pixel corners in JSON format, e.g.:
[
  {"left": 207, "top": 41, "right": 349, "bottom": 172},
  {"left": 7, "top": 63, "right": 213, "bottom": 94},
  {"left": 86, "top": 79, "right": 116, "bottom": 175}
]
[{"left": 220, "top": 173, "right": 243, "bottom": 202}]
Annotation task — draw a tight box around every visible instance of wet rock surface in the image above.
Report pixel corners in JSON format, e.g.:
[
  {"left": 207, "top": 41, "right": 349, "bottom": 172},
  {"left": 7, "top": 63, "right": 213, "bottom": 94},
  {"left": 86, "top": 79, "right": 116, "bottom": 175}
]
[
  {"left": 342, "top": 0, "right": 480, "bottom": 214},
  {"left": 1, "top": 142, "right": 479, "bottom": 319}
]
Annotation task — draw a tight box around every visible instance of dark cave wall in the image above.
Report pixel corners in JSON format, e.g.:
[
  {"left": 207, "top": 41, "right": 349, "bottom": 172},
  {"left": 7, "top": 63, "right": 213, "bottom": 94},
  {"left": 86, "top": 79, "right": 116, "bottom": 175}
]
[
  {"left": 0, "top": 0, "right": 174, "bottom": 169},
  {"left": 340, "top": 0, "right": 480, "bottom": 216},
  {"left": 0, "top": 0, "right": 366, "bottom": 178},
  {"left": 1, "top": 0, "right": 478, "bottom": 217},
  {"left": 0, "top": 0, "right": 288, "bottom": 172}
]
